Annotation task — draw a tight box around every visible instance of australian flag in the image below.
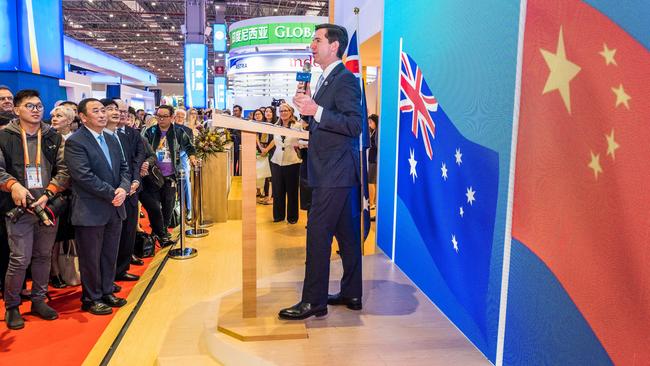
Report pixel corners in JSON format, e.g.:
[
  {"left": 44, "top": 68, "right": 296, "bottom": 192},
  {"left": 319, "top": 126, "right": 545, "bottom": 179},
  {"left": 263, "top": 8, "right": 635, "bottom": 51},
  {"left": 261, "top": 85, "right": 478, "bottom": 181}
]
[
  {"left": 345, "top": 30, "right": 371, "bottom": 242},
  {"left": 397, "top": 51, "right": 499, "bottom": 335}
]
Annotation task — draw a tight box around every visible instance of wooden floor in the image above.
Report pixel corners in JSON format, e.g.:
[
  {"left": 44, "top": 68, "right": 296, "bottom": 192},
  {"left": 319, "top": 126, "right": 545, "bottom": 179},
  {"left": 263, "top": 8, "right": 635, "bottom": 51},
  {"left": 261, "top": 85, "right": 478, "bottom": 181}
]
[{"left": 84, "top": 203, "right": 490, "bottom": 366}]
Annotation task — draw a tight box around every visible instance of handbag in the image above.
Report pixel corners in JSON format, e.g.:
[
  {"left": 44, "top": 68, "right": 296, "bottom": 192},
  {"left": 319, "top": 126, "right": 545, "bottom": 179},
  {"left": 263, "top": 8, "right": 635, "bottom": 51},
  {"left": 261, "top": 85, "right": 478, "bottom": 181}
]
[
  {"left": 134, "top": 232, "right": 155, "bottom": 258},
  {"left": 58, "top": 240, "right": 81, "bottom": 286},
  {"left": 145, "top": 163, "right": 165, "bottom": 189},
  {"left": 256, "top": 155, "right": 272, "bottom": 179}
]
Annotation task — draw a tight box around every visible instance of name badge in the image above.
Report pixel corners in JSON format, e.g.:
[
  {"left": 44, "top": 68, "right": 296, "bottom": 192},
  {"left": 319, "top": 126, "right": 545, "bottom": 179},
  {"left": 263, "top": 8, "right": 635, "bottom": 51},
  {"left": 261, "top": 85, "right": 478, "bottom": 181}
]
[
  {"left": 25, "top": 165, "right": 43, "bottom": 189},
  {"left": 156, "top": 148, "right": 172, "bottom": 163}
]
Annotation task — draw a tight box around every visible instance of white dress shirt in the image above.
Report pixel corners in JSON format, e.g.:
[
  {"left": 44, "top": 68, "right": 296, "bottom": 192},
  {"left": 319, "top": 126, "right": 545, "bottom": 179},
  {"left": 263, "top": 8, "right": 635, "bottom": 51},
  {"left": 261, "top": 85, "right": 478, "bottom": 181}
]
[{"left": 270, "top": 123, "right": 303, "bottom": 166}]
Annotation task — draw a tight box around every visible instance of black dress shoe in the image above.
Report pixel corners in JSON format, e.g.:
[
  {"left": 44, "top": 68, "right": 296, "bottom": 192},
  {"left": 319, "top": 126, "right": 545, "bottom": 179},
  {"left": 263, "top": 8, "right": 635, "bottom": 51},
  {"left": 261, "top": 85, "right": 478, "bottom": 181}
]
[
  {"left": 5, "top": 307, "right": 24, "bottom": 330},
  {"left": 273, "top": 218, "right": 284, "bottom": 223},
  {"left": 50, "top": 275, "right": 67, "bottom": 288},
  {"left": 288, "top": 220, "right": 298, "bottom": 224},
  {"left": 131, "top": 256, "right": 144, "bottom": 266},
  {"left": 116, "top": 272, "right": 140, "bottom": 281},
  {"left": 81, "top": 301, "right": 113, "bottom": 315},
  {"left": 101, "top": 294, "right": 127, "bottom": 307},
  {"left": 327, "top": 293, "right": 362, "bottom": 310},
  {"left": 112, "top": 283, "right": 122, "bottom": 293},
  {"left": 278, "top": 301, "right": 327, "bottom": 320}
]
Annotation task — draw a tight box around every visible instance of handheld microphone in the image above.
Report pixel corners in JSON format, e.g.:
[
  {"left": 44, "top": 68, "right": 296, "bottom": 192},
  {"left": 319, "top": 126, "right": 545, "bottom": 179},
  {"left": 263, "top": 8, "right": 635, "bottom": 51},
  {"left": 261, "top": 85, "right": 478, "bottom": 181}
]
[{"left": 296, "top": 61, "right": 312, "bottom": 94}]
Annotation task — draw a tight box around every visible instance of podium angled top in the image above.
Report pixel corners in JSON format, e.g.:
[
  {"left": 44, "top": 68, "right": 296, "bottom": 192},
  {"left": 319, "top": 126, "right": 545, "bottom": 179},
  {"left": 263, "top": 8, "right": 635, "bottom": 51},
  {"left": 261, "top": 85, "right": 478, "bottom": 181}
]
[{"left": 209, "top": 114, "right": 309, "bottom": 139}]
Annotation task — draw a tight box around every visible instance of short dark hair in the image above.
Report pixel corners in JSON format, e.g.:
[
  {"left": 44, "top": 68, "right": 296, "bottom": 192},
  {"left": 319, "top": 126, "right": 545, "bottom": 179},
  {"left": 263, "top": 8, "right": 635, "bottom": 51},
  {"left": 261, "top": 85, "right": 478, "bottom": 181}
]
[
  {"left": 128, "top": 106, "right": 137, "bottom": 116},
  {"left": 0, "top": 85, "right": 12, "bottom": 94},
  {"left": 14, "top": 89, "right": 40, "bottom": 106},
  {"left": 136, "top": 109, "right": 144, "bottom": 113},
  {"left": 60, "top": 101, "right": 78, "bottom": 108},
  {"left": 233, "top": 105, "right": 242, "bottom": 112},
  {"left": 78, "top": 98, "right": 102, "bottom": 115},
  {"left": 368, "top": 114, "right": 379, "bottom": 125},
  {"left": 100, "top": 98, "right": 118, "bottom": 109},
  {"left": 315, "top": 24, "right": 349, "bottom": 58},
  {"left": 158, "top": 105, "right": 174, "bottom": 116}
]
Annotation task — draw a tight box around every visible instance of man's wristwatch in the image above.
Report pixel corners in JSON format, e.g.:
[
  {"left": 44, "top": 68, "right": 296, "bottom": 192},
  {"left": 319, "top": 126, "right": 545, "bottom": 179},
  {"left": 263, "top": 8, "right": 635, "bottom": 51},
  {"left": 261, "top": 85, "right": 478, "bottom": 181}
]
[{"left": 44, "top": 189, "right": 55, "bottom": 199}]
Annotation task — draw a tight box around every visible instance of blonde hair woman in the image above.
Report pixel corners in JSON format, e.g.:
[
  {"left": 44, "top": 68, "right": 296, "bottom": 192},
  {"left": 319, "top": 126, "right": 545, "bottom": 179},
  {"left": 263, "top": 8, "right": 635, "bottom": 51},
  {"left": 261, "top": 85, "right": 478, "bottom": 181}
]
[{"left": 50, "top": 105, "right": 75, "bottom": 140}]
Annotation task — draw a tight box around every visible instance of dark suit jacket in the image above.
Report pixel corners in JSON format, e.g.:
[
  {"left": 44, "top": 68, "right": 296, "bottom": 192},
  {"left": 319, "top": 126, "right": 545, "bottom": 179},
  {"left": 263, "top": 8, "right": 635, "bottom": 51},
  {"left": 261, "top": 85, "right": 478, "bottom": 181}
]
[
  {"left": 307, "top": 62, "right": 363, "bottom": 188},
  {"left": 65, "top": 126, "right": 131, "bottom": 226},
  {"left": 117, "top": 126, "right": 146, "bottom": 206}
]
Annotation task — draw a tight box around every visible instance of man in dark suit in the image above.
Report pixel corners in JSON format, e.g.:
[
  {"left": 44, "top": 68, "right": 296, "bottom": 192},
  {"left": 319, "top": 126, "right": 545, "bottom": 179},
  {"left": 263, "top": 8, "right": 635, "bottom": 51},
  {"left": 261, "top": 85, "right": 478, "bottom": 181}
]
[
  {"left": 279, "top": 24, "right": 363, "bottom": 320},
  {"left": 65, "top": 98, "right": 131, "bottom": 315}
]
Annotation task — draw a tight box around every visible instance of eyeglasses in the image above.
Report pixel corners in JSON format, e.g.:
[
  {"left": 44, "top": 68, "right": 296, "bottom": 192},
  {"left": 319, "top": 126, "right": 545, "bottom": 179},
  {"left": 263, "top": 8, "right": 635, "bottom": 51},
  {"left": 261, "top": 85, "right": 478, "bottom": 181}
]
[
  {"left": 119, "top": 110, "right": 128, "bottom": 115},
  {"left": 22, "top": 103, "right": 44, "bottom": 112},
  {"left": 156, "top": 114, "right": 171, "bottom": 119}
]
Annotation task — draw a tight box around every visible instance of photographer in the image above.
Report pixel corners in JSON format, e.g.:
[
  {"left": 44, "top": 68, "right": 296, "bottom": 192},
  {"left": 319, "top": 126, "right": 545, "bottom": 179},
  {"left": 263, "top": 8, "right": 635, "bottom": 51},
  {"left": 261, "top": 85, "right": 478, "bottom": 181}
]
[{"left": 0, "top": 90, "right": 70, "bottom": 330}]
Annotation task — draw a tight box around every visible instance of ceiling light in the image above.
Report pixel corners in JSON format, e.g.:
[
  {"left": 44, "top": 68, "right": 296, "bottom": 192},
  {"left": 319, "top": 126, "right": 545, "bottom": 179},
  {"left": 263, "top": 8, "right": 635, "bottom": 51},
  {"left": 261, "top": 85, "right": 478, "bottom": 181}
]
[
  {"left": 123, "top": 50, "right": 127, "bottom": 53},
  {"left": 163, "top": 16, "right": 168, "bottom": 20},
  {"left": 144, "top": 40, "right": 148, "bottom": 43},
  {"left": 151, "top": 2, "right": 156, "bottom": 5},
  {"left": 216, "top": 5, "right": 220, "bottom": 9},
  {"left": 109, "top": 14, "right": 114, "bottom": 18},
  {"left": 166, "top": 56, "right": 169, "bottom": 59},
  {"left": 171, "top": 26, "right": 175, "bottom": 30},
  {"left": 218, "top": 53, "right": 223, "bottom": 57},
  {"left": 160, "top": 51, "right": 163, "bottom": 54},
  {"left": 122, "top": 23, "right": 127, "bottom": 27},
  {"left": 69, "top": 21, "right": 74, "bottom": 25},
  {"left": 274, "top": 8, "right": 278, "bottom": 12},
  {"left": 154, "top": 46, "right": 158, "bottom": 50}
]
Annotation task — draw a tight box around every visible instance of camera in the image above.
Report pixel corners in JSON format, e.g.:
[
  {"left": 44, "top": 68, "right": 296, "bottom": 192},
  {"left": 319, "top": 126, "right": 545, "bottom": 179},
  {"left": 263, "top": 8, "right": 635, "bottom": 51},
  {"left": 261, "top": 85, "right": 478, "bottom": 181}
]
[
  {"left": 5, "top": 193, "right": 67, "bottom": 226},
  {"left": 271, "top": 98, "right": 286, "bottom": 107}
]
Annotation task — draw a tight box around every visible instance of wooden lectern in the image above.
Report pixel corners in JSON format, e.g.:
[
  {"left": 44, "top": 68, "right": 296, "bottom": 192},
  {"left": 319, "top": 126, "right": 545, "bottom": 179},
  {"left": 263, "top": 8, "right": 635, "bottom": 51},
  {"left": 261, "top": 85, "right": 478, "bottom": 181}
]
[{"left": 209, "top": 113, "right": 310, "bottom": 341}]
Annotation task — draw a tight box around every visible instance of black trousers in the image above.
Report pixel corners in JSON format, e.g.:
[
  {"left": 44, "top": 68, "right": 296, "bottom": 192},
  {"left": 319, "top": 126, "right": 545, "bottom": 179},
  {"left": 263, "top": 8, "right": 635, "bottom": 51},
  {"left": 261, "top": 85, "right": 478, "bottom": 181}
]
[
  {"left": 301, "top": 186, "right": 362, "bottom": 305},
  {"left": 75, "top": 210, "right": 122, "bottom": 303},
  {"left": 271, "top": 163, "right": 301, "bottom": 222},
  {"left": 116, "top": 196, "right": 139, "bottom": 276},
  {"left": 140, "top": 179, "right": 176, "bottom": 238},
  {"left": 0, "top": 218, "right": 8, "bottom": 292}
]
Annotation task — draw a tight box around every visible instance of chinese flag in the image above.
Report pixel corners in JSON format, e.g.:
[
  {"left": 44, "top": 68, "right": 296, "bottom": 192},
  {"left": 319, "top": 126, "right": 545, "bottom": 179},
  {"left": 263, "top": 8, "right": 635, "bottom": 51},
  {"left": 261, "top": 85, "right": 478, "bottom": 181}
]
[{"left": 513, "top": 0, "right": 650, "bottom": 365}]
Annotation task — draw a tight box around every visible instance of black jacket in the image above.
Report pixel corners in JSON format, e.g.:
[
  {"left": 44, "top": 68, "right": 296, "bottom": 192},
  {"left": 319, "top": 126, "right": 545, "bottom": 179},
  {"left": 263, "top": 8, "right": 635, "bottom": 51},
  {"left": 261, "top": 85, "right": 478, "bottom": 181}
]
[{"left": 142, "top": 124, "right": 196, "bottom": 176}]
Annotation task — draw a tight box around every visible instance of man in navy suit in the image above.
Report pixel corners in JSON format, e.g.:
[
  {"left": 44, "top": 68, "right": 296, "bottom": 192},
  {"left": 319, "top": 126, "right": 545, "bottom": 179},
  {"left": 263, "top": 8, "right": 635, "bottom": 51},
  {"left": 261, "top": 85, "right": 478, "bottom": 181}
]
[
  {"left": 65, "top": 98, "right": 131, "bottom": 315},
  {"left": 279, "top": 24, "right": 363, "bottom": 320}
]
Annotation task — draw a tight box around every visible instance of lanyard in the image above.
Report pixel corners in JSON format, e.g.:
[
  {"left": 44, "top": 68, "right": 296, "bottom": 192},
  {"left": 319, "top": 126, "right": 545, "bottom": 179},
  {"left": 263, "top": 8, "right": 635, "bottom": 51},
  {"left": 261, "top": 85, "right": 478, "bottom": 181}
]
[{"left": 21, "top": 127, "right": 41, "bottom": 167}]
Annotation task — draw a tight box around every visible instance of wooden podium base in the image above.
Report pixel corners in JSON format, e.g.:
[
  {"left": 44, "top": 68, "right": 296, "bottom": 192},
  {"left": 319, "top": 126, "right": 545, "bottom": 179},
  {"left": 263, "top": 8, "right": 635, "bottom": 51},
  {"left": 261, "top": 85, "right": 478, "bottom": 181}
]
[{"left": 217, "top": 288, "right": 309, "bottom": 342}]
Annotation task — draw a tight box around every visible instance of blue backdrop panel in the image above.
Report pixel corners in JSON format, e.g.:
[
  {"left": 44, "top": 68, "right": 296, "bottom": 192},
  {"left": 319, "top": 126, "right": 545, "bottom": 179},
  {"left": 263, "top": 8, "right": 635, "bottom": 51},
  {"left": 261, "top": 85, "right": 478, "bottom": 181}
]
[
  {"left": 17, "top": 0, "right": 64, "bottom": 79},
  {"left": 184, "top": 44, "right": 208, "bottom": 109},
  {"left": 0, "top": 71, "right": 66, "bottom": 113},
  {"left": 0, "top": 0, "right": 19, "bottom": 71},
  {"left": 377, "top": 0, "right": 521, "bottom": 361}
]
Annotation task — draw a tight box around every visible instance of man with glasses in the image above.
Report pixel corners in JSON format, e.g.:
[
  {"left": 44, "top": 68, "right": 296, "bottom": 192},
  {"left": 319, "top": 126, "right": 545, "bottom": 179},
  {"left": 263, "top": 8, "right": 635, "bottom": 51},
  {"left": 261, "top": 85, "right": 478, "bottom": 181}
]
[
  {"left": 0, "top": 90, "right": 70, "bottom": 329},
  {"left": 65, "top": 98, "right": 130, "bottom": 316},
  {"left": 141, "top": 105, "right": 196, "bottom": 245},
  {"left": 0, "top": 86, "right": 16, "bottom": 127}
]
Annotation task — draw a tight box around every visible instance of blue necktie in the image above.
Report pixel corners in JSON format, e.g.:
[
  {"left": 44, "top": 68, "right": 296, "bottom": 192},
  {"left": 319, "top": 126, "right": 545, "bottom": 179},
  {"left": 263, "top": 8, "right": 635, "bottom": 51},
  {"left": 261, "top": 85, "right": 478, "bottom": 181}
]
[
  {"left": 314, "top": 74, "right": 324, "bottom": 96},
  {"left": 97, "top": 134, "right": 112, "bottom": 168}
]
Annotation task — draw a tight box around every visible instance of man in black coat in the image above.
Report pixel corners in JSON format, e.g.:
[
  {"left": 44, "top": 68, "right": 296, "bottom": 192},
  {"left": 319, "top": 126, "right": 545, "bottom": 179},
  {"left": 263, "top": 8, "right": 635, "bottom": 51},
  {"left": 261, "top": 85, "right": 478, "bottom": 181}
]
[
  {"left": 279, "top": 24, "right": 363, "bottom": 320},
  {"left": 65, "top": 98, "right": 131, "bottom": 315}
]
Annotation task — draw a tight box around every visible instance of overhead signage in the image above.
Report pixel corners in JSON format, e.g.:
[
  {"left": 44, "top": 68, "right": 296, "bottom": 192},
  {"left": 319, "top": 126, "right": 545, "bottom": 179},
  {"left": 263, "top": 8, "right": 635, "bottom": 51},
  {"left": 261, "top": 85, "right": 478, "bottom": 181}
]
[
  {"left": 213, "top": 23, "right": 227, "bottom": 52},
  {"left": 184, "top": 44, "right": 208, "bottom": 109},
  {"left": 228, "top": 53, "right": 317, "bottom": 75},
  {"left": 214, "top": 76, "right": 226, "bottom": 110},
  {"left": 229, "top": 23, "right": 317, "bottom": 49}
]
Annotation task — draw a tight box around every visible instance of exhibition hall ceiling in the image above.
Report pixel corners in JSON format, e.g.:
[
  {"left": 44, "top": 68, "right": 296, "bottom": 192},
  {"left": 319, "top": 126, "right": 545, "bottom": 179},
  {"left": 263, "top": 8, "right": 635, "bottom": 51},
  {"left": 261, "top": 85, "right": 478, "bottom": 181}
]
[{"left": 62, "top": 0, "right": 328, "bottom": 83}]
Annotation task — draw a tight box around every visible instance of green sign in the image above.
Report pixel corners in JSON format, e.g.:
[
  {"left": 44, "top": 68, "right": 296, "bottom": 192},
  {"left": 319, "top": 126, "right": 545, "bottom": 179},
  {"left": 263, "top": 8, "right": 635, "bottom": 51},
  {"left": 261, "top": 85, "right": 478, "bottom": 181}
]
[{"left": 229, "top": 22, "right": 317, "bottom": 49}]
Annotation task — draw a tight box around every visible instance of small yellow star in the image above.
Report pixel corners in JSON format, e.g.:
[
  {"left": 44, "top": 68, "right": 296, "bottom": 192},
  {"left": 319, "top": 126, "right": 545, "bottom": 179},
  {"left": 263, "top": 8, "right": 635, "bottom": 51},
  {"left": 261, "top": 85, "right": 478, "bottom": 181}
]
[
  {"left": 605, "top": 129, "right": 620, "bottom": 160},
  {"left": 588, "top": 151, "right": 603, "bottom": 180},
  {"left": 611, "top": 84, "right": 631, "bottom": 109},
  {"left": 599, "top": 44, "right": 617, "bottom": 66},
  {"left": 540, "top": 27, "right": 582, "bottom": 114}
]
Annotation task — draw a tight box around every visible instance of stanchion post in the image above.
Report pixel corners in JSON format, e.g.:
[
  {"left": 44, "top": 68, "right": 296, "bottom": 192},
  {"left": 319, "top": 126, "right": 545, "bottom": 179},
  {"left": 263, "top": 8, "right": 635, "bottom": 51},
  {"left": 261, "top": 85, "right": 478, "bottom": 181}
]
[
  {"left": 199, "top": 155, "right": 214, "bottom": 228},
  {"left": 186, "top": 160, "right": 209, "bottom": 238},
  {"left": 168, "top": 168, "right": 199, "bottom": 259}
]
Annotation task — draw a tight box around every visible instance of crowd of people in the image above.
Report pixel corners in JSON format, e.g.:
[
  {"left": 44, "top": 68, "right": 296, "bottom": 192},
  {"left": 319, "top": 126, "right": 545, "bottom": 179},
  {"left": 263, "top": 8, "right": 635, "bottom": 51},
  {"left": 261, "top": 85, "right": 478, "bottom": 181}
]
[{"left": 0, "top": 85, "right": 200, "bottom": 329}]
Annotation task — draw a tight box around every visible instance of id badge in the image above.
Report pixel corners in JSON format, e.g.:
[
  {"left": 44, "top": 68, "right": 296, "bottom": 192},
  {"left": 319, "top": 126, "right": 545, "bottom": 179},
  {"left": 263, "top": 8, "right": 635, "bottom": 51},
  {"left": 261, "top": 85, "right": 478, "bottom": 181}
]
[
  {"left": 156, "top": 148, "right": 172, "bottom": 163},
  {"left": 25, "top": 165, "right": 43, "bottom": 189}
]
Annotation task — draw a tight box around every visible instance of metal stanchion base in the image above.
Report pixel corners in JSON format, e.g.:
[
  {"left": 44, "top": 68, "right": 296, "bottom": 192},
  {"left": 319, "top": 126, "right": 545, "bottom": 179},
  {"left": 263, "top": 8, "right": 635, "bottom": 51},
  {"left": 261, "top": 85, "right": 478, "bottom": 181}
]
[
  {"left": 199, "top": 220, "right": 214, "bottom": 228},
  {"left": 185, "top": 228, "right": 209, "bottom": 238},
  {"left": 168, "top": 247, "right": 198, "bottom": 260}
]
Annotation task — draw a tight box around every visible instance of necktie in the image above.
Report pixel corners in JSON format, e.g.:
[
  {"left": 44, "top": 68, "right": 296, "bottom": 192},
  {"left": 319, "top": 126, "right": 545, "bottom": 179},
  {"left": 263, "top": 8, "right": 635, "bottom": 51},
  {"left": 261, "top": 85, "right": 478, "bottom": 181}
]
[
  {"left": 314, "top": 74, "right": 324, "bottom": 96},
  {"left": 97, "top": 134, "right": 112, "bottom": 168}
]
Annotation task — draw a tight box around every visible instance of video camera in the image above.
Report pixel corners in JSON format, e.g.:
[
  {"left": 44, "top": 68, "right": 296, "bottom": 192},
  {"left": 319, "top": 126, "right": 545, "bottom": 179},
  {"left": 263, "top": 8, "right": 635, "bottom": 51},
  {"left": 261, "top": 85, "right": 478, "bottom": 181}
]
[
  {"left": 271, "top": 98, "right": 286, "bottom": 107},
  {"left": 5, "top": 193, "right": 67, "bottom": 226}
]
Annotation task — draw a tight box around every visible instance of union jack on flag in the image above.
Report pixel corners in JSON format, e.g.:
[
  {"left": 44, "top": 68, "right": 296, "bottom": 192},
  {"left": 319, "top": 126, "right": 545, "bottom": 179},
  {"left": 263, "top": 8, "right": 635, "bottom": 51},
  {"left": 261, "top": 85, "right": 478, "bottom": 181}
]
[{"left": 400, "top": 51, "right": 439, "bottom": 159}]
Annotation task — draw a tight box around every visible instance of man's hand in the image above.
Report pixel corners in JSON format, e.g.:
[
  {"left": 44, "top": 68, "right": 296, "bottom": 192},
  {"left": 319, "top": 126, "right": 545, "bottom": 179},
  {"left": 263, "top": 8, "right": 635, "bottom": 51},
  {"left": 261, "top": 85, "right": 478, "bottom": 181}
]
[
  {"left": 10, "top": 183, "right": 32, "bottom": 207},
  {"left": 129, "top": 181, "right": 140, "bottom": 195},
  {"left": 293, "top": 93, "right": 318, "bottom": 116},
  {"left": 140, "top": 161, "right": 149, "bottom": 177},
  {"left": 112, "top": 188, "right": 127, "bottom": 207},
  {"left": 189, "top": 155, "right": 198, "bottom": 167},
  {"left": 31, "top": 194, "right": 48, "bottom": 210}
]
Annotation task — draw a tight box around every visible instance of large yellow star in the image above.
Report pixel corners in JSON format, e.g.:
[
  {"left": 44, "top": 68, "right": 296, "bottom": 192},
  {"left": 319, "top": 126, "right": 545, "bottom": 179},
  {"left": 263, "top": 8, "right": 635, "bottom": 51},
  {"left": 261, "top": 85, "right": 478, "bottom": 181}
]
[
  {"left": 588, "top": 151, "right": 603, "bottom": 180},
  {"left": 599, "top": 44, "right": 617, "bottom": 66},
  {"left": 605, "top": 129, "right": 620, "bottom": 160},
  {"left": 611, "top": 84, "right": 631, "bottom": 109},
  {"left": 540, "top": 27, "right": 582, "bottom": 114}
]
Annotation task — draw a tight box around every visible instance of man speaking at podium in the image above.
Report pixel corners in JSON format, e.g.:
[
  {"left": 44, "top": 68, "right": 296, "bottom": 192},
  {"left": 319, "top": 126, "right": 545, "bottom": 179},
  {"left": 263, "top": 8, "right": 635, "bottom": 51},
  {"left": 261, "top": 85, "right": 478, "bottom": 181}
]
[{"left": 279, "top": 24, "right": 363, "bottom": 320}]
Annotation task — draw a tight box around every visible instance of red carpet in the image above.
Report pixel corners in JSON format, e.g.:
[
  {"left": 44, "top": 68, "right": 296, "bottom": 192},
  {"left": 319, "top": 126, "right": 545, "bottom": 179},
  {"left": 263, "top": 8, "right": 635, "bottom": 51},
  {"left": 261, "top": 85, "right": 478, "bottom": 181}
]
[{"left": 0, "top": 213, "right": 162, "bottom": 364}]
